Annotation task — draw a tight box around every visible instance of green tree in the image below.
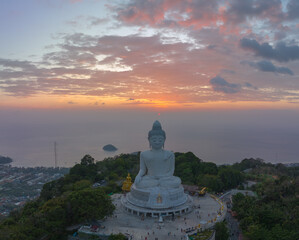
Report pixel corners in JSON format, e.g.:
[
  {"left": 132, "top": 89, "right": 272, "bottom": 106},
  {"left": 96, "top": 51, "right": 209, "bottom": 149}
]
[
  {"left": 66, "top": 188, "right": 115, "bottom": 224},
  {"left": 81, "top": 154, "right": 95, "bottom": 165},
  {"left": 246, "top": 224, "right": 271, "bottom": 240},
  {"left": 69, "top": 163, "right": 97, "bottom": 182},
  {"left": 108, "top": 233, "right": 127, "bottom": 240},
  {"left": 215, "top": 222, "right": 229, "bottom": 240},
  {"left": 21, "top": 200, "right": 42, "bottom": 217},
  {"left": 197, "top": 174, "right": 224, "bottom": 192},
  {"left": 232, "top": 177, "right": 299, "bottom": 240},
  {"left": 233, "top": 158, "right": 265, "bottom": 171},
  {"left": 218, "top": 167, "right": 244, "bottom": 190},
  {"left": 72, "top": 179, "right": 92, "bottom": 191},
  {"left": 200, "top": 162, "right": 218, "bottom": 175},
  {"left": 40, "top": 177, "right": 66, "bottom": 200},
  {"left": 40, "top": 197, "right": 67, "bottom": 237}
]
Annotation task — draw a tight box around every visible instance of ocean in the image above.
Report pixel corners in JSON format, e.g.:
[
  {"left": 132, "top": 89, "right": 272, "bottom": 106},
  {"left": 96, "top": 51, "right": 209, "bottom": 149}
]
[{"left": 1, "top": 109, "right": 298, "bottom": 167}]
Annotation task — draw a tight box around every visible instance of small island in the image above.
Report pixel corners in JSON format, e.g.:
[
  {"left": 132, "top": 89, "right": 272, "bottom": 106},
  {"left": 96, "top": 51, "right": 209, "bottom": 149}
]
[
  {"left": 0, "top": 155, "right": 13, "bottom": 164},
  {"left": 102, "top": 144, "right": 118, "bottom": 152}
]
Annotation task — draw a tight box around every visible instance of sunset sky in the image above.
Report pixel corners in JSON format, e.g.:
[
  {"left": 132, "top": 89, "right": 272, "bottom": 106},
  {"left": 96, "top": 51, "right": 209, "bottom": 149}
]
[{"left": 1, "top": 0, "right": 299, "bottom": 110}]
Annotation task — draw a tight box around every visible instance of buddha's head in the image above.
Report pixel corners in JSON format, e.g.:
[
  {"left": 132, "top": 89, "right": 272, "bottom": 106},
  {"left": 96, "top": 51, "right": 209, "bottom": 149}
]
[{"left": 148, "top": 120, "right": 166, "bottom": 150}]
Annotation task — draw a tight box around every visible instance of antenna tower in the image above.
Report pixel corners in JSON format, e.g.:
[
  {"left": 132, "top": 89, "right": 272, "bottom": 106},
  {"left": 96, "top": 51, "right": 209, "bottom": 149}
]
[{"left": 54, "top": 141, "right": 57, "bottom": 168}]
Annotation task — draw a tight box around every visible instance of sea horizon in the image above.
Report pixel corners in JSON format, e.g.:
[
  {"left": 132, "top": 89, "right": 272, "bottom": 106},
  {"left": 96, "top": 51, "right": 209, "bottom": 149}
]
[{"left": 1, "top": 109, "right": 298, "bottom": 168}]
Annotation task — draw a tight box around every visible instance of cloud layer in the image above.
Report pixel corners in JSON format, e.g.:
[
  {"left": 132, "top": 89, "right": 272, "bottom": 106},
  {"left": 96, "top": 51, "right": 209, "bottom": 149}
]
[
  {"left": 244, "top": 60, "right": 294, "bottom": 75},
  {"left": 210, "top": 76, "right": 241, "bottom": 94},
  {"left": 0, "top": 0, "right": 298, "bottom": 108},
  {"left": 240, "top": 38, "right": 299, "bottom": 62}
]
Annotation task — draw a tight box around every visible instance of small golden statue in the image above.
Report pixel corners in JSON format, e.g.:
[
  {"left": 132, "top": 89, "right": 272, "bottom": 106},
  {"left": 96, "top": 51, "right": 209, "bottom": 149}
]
[
  {"left": 122, "top": 173, "right": 133, "bottom": 192},
  {"left": 157, "top": 194, "right": 162, "bottom": 204}
]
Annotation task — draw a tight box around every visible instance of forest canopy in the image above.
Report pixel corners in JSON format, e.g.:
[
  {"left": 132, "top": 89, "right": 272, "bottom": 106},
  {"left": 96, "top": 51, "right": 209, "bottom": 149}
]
[{"left": 0, "top": 152, "right": 298, "bottom": 240}]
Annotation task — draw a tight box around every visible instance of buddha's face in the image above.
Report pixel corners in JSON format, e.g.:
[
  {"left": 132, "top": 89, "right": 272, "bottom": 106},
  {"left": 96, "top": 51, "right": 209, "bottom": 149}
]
[{"left": 149, "top": 135, "right": 165, "bottom": 150}]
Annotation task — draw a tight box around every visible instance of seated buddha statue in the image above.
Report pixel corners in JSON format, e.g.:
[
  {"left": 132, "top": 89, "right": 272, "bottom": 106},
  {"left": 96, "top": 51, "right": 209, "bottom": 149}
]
[{"left": 134, "top": 120, "right": 181, "bottom": 189}]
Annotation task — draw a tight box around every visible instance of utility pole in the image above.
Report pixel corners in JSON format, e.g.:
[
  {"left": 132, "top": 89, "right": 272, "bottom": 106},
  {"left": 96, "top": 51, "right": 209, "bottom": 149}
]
[{"left": 54, "top": 141, "right": 57, "bottom": 168}]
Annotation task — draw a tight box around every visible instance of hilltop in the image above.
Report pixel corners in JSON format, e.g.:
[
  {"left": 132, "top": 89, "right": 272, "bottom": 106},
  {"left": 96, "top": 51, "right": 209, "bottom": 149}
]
[
  {"left": 0, "top": 153, "right": 298, "bottom": 240},
  {"left": 0, "top": 156, "right": 13, "bottom": 164}
]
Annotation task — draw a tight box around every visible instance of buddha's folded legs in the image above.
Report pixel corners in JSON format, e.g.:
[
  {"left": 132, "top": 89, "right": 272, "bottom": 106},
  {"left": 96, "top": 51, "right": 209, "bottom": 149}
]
[
  {"left": 135, "top": 175, "right": 159, "bottom": 188},
  {"left": 159, "top": 176, "right": 181, "bottom": 188},
  {"left": 136, "top": 175, "right": 182, "bottom": 189}
]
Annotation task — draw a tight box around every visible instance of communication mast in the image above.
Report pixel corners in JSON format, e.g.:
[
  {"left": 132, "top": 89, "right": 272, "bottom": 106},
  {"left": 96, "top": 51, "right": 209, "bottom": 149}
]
[{"left": 54, "top": 141, "right": 57, "bottom": 168}]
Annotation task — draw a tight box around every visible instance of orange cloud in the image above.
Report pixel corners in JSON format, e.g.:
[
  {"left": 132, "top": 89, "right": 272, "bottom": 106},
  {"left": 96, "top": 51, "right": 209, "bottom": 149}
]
[{"left": 1, "top": 0, "right": 298, "bottom": 110}]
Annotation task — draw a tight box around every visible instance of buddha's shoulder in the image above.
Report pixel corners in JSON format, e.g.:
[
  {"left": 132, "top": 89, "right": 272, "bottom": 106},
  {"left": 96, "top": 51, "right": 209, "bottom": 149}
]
[
  {"left": 164, "top": 150, "right": 174, "bottom": 158},
  {"left": 141, "top": 150, "right": 174, "bottom": 158},
  {"left": 140, "top": 150, "right": 152, "bottom": 158}
]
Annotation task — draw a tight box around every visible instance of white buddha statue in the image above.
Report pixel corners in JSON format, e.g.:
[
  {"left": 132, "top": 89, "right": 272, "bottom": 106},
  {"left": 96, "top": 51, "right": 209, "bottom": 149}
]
[{"left": 134, "top": 120, "right": 181, "bottom": 189}]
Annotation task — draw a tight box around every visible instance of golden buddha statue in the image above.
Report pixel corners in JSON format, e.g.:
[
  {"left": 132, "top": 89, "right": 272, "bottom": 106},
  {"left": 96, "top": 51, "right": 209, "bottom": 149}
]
[{"left": 122, "top": 173, "right": 133, "bottom": 192}]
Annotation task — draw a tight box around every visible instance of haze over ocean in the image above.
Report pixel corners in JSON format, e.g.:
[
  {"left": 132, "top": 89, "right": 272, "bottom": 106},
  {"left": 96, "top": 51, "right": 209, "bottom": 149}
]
[
  {"left": 1, "top": 1, "right": 299, "bottom": 168},
  {"left": 1, "top": 109, "right": 298, "bottom": 167}
]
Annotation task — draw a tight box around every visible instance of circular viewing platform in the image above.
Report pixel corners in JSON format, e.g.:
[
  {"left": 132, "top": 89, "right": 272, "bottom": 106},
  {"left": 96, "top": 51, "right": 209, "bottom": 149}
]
[
  {"left": 122, "top": 194, "right": 193, "bottom": 217},
  {"left": 127, "top": 185, "right": 187, "bottom": 208},
  {"left": 78, "top": 193, "right": 227, "bottom": 240},
  {"left": 122, "top": 184, "right": 192, "bottom": 217}
]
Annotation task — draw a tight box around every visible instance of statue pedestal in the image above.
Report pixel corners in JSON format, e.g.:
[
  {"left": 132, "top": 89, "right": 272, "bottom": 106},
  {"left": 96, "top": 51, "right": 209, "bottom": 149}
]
[
  {"left": 128, "top": 184, "right": 187, "bottom": 209},
  {"left": 122, "top": 184, "right": 192, "bottom": 217}
]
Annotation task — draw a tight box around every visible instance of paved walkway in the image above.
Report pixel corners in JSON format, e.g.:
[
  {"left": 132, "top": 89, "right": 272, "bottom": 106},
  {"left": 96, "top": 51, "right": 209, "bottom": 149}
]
[
  {"left": 79, "top": 193, "right": 227, "bottom": 240},
  {"left": 220, "top": 189, "right": 254, "bottom": 240},
  {"left": 219, "top": 189, "right": 256, "bottom": 200}
]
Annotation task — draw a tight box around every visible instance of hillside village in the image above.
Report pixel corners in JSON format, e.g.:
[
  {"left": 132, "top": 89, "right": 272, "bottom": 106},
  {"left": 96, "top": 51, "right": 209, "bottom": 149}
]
[{"left": 0, "top": 165, "right": 68, "bottom": 218}]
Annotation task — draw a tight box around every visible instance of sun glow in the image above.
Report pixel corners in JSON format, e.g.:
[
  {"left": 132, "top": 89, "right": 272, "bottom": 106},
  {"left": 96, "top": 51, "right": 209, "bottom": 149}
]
[{"left": 1, "top": 91, "right": 298, "bottom": 111}]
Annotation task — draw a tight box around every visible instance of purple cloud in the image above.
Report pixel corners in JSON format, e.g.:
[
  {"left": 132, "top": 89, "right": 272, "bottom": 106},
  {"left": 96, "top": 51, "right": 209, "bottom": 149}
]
[
  {"left": 225, "top": 0, "right": 282, "bottom": 23},
  {"left": 244, "top": 82, "right": 258, "bottom": 90},
  {"left": 287, "top": 0, "right": 299, "bottom": 20},
  {"left": 240, "top": 38, "right": 299, "bottom": 62},
  {"left": 247, "top": 60, "right": 294, "bottom": 75},
  {"left": 209, "top": 76, "right": 241, "bottom": 94}
]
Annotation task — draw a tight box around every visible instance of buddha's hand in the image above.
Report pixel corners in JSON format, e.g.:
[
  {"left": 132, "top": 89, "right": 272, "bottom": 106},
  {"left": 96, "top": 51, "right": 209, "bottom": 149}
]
[{"left": 134, "top": 174, "right": 142, "bottom": 184}]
